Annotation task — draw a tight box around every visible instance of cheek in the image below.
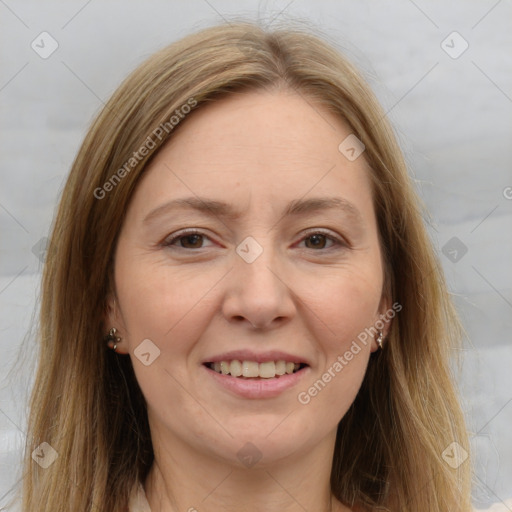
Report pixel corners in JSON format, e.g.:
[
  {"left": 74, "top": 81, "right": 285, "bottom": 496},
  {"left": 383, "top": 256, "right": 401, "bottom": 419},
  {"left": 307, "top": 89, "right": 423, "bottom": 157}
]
[
  {"left": 295, "top": 273, "right": 379, "bottom": 422},
  {"left": 115, "top": 251, "right": 214, "bottom": 347},
  {"left": 114, "top": 254, "right": 217, "bottom": 424},
  {"left": 295, "top": 268, "right": 380, "bottom": 415},
  {"left": 306, "top": 265, "right": 383, "bottom": 349}
]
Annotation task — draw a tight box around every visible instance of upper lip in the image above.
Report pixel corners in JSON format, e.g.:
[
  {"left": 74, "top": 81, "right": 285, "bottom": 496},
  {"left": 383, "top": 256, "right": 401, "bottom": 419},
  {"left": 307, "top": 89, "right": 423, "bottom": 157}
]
[{"left": 202, "top": 349, "right": 310, "bottom": 365}]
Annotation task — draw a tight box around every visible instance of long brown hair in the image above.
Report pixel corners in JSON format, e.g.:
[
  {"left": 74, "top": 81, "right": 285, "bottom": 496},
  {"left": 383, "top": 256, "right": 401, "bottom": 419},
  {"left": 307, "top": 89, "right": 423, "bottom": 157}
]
[{"left": 14, "top": 21, "right": 472, "bottom": 511}]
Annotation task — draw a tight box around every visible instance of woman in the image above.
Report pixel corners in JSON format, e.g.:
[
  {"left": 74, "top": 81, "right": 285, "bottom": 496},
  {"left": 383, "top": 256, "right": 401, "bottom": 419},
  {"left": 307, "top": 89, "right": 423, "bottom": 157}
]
[{"left": 17, "top": 21, "right": 479, "bottom": 512}]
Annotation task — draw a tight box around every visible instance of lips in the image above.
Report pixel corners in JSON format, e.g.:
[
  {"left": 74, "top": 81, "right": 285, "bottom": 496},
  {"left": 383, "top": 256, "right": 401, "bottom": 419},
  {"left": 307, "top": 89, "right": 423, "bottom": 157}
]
[{"left": 203, "top": 358, "right": 310, "bottom": 399}]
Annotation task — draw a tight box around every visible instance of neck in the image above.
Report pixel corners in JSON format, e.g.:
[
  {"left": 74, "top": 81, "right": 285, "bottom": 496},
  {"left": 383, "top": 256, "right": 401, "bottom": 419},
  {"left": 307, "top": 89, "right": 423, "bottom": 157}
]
[{"left": 143, "top": 429, "right": 351, "bottom": 512}]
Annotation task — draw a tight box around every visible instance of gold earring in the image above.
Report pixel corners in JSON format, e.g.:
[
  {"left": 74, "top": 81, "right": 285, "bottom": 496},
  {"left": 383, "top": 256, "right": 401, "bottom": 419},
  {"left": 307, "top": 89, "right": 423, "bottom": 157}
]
[
  {"left": 376, "top": 330, "right": 384, "bottom": 350},
  {"left": 105, "top": 327, "right": 121, "bottom": 352}
]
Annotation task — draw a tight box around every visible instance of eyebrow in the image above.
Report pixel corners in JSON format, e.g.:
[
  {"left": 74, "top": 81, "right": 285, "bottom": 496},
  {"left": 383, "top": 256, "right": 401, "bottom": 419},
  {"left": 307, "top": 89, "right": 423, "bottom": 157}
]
[{"left": 143, "top": 196, "right": 364, "bottom": 225}]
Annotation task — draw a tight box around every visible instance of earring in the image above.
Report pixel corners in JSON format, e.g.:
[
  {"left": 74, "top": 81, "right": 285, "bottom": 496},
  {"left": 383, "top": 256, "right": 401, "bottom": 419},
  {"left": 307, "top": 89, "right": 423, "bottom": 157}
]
[
  {"left": 105, "top": 327, "right": 121, "bottom": 352},
  {"left": 376, "top": 330, "right": 384, "bottom": 350}
]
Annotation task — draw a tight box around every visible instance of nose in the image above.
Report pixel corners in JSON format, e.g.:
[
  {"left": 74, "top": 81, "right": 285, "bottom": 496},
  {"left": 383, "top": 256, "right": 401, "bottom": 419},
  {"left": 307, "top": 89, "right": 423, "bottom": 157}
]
[{"left": 221, "top": 241, "right": 296, "bottom": 330}]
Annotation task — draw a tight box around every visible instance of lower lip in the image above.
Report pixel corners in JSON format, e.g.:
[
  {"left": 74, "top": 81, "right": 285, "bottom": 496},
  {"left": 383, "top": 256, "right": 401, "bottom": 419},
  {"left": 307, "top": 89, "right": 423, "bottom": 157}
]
[{"left": 203, "top": 365, "right": 309, "bottom": 399}]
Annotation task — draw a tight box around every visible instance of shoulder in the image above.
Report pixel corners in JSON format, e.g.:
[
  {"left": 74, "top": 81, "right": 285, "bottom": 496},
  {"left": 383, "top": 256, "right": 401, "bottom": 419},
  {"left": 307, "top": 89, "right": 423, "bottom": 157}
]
[
  {"left": 348, "top": 501, "right": 512, "bottom": 512},
  {"left": 128, "top": 480, "right": 152, "bottom": 512},
  {"left": 126, "top": 485, "right": 512, "bottom": 512}
]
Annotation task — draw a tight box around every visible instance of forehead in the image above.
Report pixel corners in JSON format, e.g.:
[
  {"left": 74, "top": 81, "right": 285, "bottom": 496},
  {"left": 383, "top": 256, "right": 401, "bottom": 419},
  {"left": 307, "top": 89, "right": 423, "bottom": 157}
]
[
  {"left": 160, "top": 88, "right": 359, "bottom": 169},
  {"left": 128, "top": 89, "right": 375, "bottom": 222}
]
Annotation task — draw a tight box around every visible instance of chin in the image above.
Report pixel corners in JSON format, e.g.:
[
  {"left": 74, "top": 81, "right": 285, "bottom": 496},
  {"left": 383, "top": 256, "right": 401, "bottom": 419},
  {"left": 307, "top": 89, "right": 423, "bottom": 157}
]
[{"left": 229, "top": 425, "right": 317, "bottom": 464}]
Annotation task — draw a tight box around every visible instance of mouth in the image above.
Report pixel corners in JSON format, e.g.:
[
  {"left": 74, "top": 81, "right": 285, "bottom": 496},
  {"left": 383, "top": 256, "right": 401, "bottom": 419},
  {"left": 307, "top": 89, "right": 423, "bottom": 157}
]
[{"left": 204, "top": 360, "right": 309, "bottom": 379}]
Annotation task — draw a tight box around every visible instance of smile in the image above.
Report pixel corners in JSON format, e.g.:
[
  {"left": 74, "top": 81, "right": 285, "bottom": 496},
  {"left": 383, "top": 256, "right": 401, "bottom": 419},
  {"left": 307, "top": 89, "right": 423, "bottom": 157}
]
[{"left": 205, "top": 360, "right": 307, "bottom": 379}]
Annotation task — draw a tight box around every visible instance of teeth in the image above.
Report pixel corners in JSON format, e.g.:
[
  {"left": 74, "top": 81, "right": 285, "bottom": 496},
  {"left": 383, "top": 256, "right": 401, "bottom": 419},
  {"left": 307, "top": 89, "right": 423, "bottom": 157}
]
[
  {"left": 242, "top": 361, "right": 259, "bottom": 378},
  {"left": 259, "top": 361, "right": 276, "bottom": 378},
  {"left": 230, "top": 359, "right": 242, "bottom": 377},
  {"left": 275, "top": 360, "right": 286, "bottom": 375},
  {"left": 209, "top": 360, "right": 303, "bottom": 378}
]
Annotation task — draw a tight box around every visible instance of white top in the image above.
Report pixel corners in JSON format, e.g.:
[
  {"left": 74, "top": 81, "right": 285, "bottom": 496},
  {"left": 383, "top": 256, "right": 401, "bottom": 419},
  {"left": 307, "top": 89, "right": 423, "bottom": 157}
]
[
  {"left": 128, "top": 481, "right": 512, "bottom": 512},
  {"left": 128, "top": 481, "right": 152, "bottom": 512}
]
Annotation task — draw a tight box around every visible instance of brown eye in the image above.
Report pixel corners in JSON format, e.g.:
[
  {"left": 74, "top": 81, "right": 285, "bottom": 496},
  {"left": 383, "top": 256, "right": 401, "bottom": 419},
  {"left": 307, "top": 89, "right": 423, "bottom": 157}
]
[
  {"left": 179, "top": 234, "right": 204, "bottom": 249},
  {"left": 302, "top": 233, "right": 340, "bottom": 250},
  {"left": 163, "top": 230, "right": 213, "bottom": 250},
  {"left": 305, "top": 234, "right": 327, "bottom": 249}
]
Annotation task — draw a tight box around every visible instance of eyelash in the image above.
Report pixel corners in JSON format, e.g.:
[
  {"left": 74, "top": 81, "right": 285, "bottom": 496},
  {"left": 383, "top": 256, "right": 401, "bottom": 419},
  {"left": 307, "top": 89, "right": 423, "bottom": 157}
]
[{"left": 162, "top": 228, "right": 347, "bottom": 251}]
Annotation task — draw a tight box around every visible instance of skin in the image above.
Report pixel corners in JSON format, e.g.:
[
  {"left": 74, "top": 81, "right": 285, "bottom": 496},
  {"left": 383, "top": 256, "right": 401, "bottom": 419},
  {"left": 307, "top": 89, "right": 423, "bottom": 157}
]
[{"left": 107, "top": 88, "right": 391, "bottom": 512}]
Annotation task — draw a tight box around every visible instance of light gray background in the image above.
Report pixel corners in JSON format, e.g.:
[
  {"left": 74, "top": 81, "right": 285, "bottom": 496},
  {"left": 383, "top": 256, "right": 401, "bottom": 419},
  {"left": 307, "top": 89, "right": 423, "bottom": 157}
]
[{"left": 1, "top": 1, "right": 511, "bottom": 510}]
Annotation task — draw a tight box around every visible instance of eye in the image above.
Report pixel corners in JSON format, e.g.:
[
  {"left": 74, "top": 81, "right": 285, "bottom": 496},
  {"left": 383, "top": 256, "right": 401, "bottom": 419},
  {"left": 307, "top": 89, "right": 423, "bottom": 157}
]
[
  {"left": 163, "top": 229, "right": 214, "bottom": 249},
  {"left": 298, "top": 230, "right": 345, "bottom": 250},
  {"left": 162, "top": 229, "right": 346, "bottom": 251}
]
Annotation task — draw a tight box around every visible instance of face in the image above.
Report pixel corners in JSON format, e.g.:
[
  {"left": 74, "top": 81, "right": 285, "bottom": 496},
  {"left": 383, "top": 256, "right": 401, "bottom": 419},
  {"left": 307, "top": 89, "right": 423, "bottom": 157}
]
[{"left": 107, "top": 89, "right": 390, "bottom": 468}]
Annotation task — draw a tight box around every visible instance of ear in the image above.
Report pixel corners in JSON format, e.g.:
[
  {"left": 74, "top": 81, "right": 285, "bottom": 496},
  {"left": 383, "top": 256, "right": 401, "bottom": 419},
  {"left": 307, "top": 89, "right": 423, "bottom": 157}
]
[
  {"left": 105, "top": 293, "right": 117, "bottom": 330},
  {"left": 378, "top": 293, "right": 393, "bottom": 338},
  {"left": 370, "top": 292, "right": 396, "bottom": 352}
]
